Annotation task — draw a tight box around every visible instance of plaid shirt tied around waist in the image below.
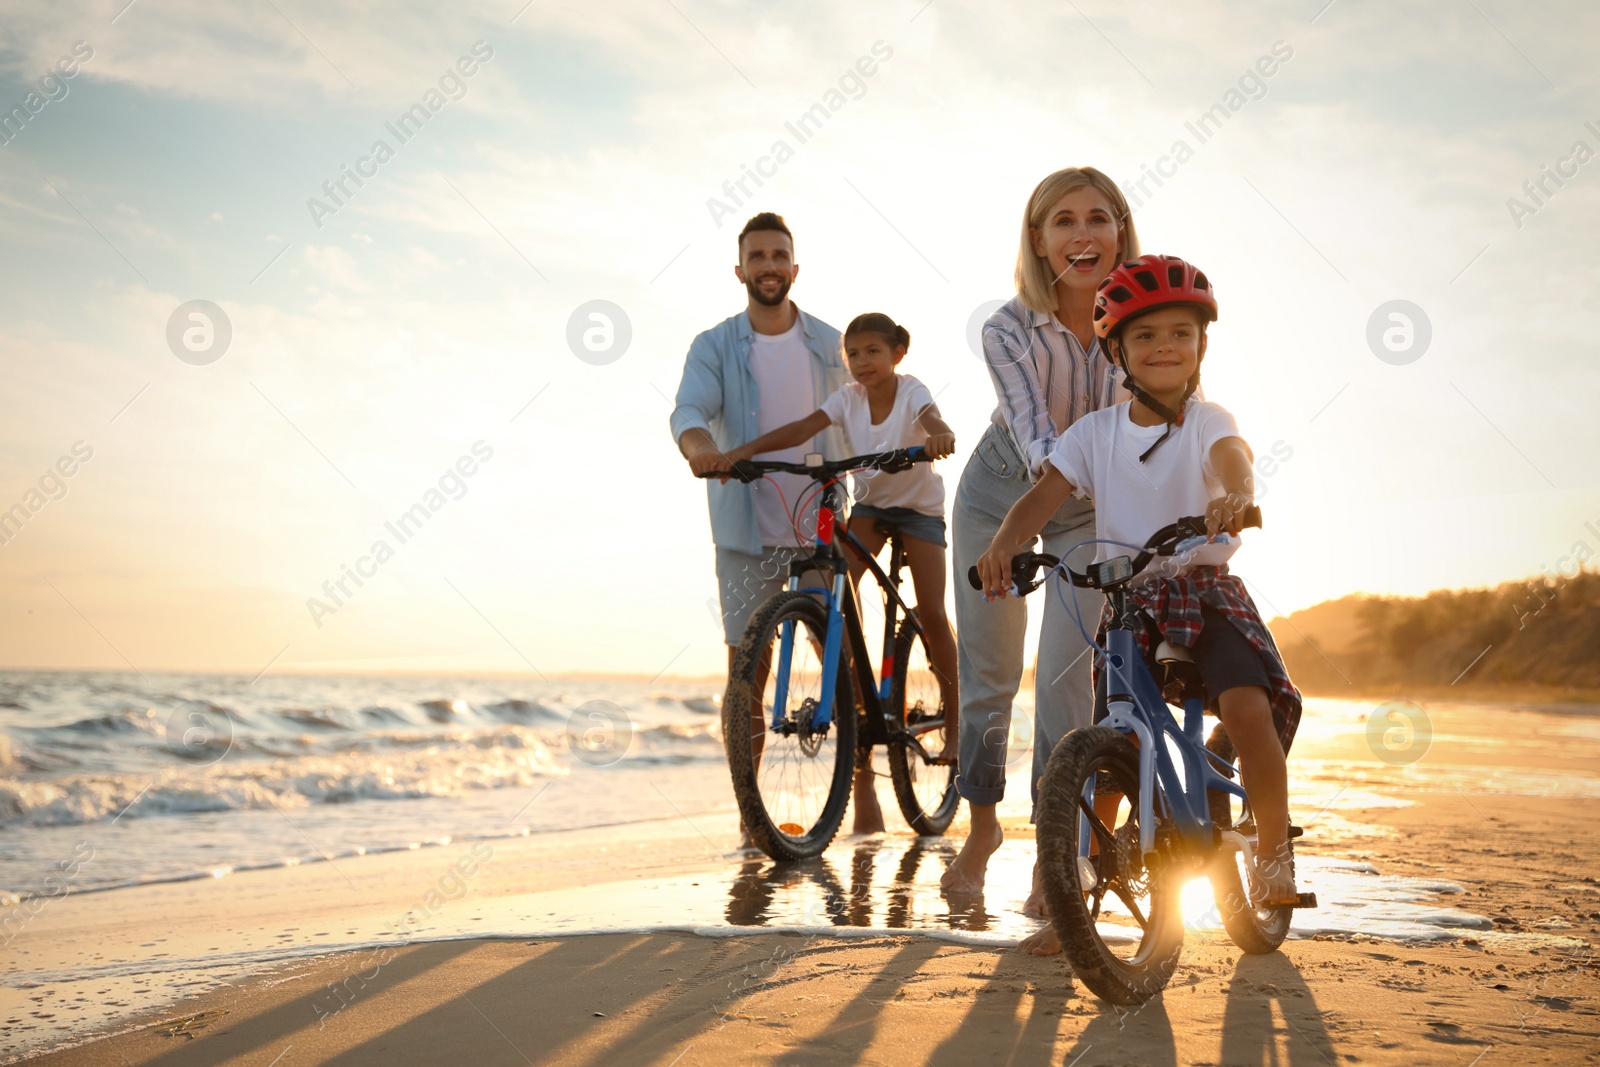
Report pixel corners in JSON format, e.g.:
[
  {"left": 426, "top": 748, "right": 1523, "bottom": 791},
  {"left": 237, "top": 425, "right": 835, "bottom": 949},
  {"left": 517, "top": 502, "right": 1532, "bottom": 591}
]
[{"left": 1093, "top": 565, "right": 1302, "bottom": 752}]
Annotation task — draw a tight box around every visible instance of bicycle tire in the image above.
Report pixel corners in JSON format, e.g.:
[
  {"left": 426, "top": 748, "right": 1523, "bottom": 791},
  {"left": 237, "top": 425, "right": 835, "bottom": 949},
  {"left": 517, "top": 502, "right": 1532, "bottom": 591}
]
[
  {"left": 886, "top": 618, "right": 958, "bottom": 836},
  {"left": 1036, "top": 725, "right": 1184, "bottom": 1006},
  {"left": 724, "top": 591, "right": 856, "bottom": 861},
  {"left": 1204, "top": 724, "right": 1292, "bottom": 954}
]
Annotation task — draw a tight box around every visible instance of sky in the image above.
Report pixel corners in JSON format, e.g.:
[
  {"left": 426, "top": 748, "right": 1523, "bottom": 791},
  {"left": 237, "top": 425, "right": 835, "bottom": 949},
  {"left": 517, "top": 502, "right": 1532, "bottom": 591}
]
[{"left": 0, "top": 0, "right": 1596, "bottom": 679}]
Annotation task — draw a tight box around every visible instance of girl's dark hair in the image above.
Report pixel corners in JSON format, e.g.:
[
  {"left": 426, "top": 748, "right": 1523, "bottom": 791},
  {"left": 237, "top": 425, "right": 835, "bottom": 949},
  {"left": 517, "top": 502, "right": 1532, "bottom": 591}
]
[{"left": 843, "top": 312, "right": 910, "bottom": 351}]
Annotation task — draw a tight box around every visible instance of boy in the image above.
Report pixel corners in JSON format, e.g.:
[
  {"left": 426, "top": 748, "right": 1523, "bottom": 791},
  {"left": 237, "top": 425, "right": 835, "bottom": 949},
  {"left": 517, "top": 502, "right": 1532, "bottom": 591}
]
[{"left": 975, "top": 255, "right": 1303, "bottom": 925}]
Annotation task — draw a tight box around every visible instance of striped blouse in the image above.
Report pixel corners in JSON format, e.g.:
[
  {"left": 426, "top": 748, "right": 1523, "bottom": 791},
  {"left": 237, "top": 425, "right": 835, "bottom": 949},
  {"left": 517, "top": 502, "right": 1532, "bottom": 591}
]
[{"left": 981, "top": 295, "right": 1127, "bottom": 479}]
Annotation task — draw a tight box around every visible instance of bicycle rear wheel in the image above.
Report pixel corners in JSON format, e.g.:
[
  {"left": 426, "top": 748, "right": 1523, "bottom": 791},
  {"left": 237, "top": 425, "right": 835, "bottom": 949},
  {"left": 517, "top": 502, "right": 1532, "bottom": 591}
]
[
  {"left": 724, "top": 591, "right": 856, "bottom": 861},
  {"left": 886, "top": 618, "right": 958, "bottom": 836},
  {"left": 1204, "top": 724, "right": 1291, "bottom": 954},
  {"left": 1036, "top": 725, "right": 1184, "bottom": 1005}
]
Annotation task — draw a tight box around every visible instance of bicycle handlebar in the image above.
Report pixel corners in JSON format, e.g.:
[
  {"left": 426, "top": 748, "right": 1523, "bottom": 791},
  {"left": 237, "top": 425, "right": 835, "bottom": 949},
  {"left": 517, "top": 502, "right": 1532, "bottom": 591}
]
[
  {"left": 694, "top": 446, "right": 931, "bottom": 484},
  {"left": 965, "top": 505, "right": 1263, "bottom": 596}
]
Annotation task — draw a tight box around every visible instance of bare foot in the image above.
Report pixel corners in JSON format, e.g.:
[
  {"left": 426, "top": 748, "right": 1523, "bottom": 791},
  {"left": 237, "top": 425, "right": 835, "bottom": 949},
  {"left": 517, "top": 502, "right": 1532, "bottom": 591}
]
[
  {"left": 1022, "top": 861, "right": 1046, "bottom": 918},
  {"left": 940, "top": 819, "right": 1002, "bottom": 893},
  {"left": 851, "top": 769, "right": 886, "bottom": 835},
  {"left": 1018, "top": 924, "right": 1061, "bottom": 956}
]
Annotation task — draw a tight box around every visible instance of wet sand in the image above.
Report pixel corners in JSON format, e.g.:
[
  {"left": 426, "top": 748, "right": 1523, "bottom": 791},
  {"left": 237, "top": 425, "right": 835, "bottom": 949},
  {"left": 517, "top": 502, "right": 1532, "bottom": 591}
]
[{"left": 8, "top": 699, "right": 1600, "bottom": 1065}]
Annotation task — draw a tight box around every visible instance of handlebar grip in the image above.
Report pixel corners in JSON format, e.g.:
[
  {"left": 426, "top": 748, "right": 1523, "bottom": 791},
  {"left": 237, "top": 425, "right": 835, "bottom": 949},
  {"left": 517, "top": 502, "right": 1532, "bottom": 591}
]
[
  {"left": 1243, "top": 504, "right": 1262, "bottom": 529},
  {"left": 966, "top": 565, "right": 981, "bottom": 591},
  {"left": 693, "top": 461, "right": 763, "bottom": 483}
]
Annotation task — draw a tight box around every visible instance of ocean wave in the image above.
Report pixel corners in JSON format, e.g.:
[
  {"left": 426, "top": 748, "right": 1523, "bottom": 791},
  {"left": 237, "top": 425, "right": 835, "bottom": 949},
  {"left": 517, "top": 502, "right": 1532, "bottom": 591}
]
[
  {"left": 479, "top": 698, "right": 568, "bottom": 724},
  {"left": 0, "top": 725, "right": 568, "bottom": 829}
]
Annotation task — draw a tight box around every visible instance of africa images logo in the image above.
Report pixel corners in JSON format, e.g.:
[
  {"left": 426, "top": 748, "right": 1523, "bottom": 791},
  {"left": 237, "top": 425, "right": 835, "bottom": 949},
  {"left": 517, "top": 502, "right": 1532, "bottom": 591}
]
[{"left": 305, "top": 41, "right": 495, "bottom": 229}]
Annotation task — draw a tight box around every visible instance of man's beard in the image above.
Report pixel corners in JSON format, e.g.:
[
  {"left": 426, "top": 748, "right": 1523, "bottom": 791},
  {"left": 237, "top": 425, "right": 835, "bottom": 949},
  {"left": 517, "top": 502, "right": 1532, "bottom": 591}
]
[{"left": 745, "top": 273, "right": 792, "bottom": 307}]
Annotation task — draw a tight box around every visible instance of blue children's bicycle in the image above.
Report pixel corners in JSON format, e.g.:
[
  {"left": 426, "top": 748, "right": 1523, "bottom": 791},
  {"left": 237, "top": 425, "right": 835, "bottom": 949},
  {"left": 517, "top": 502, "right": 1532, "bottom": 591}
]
[
  {"left": 967, "top": 507, "right": 1316, "bottom": 1004},
  {"left": 699, "top": 447, "right": 957, "bottom": 861}
]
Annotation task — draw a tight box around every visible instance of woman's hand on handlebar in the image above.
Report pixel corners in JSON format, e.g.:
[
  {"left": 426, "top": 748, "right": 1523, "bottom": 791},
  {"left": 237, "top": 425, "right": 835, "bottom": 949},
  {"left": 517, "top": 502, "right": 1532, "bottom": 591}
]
[
  {"left": 1203, "top": 491, "right": 1253, "bottom": 539},
  {"left": 974, "top": 539, "right": 1019, "bottom": 601}
]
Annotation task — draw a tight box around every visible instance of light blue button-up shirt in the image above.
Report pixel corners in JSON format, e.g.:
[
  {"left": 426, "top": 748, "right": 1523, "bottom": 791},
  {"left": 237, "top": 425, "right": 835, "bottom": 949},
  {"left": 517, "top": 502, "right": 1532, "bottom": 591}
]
[{"left": 670, "top": 306, "right": 849, "bottom": 554}]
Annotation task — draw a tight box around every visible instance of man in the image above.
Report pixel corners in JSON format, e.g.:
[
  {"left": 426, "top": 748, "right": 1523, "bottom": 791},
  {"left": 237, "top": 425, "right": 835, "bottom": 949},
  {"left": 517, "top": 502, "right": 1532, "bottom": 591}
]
[{"left": 671, "top": 212, "right": 883, "bottom": 841}]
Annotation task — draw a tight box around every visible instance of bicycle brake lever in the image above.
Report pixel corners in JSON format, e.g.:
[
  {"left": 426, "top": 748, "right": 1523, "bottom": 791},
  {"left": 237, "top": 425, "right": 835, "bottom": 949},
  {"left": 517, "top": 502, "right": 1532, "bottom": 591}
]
[
  {"left": 1173, "top": 532, "right": 1232, "bottom": 556},
  {"left": 965, "top": 564, "right": 1025, "bottom": 598},
  {"left": 728, "top": 461, "right": 763, "bottom": 483}
]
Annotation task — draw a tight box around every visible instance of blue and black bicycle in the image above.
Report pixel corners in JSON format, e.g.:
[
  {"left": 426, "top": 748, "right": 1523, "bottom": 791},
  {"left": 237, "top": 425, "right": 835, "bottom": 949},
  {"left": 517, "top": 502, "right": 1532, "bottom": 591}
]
[
  {"left": 967, "top": 507, "right": 1316, "bottom": 1004},
  {"left": 700, "top": 447, "right": 957, "bottom": 861}
]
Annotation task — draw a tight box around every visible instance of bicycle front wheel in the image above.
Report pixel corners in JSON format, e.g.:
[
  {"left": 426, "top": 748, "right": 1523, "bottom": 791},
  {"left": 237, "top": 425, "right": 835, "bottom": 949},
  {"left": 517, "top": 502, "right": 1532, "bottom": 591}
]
[
  {"left": 1036, "top": 725, "right": 1184, "bottom": 1006},
  {"left": 886, "top": 618, "right": 958, "bottom": 836},
  {"left": 724, "top": 591, "right": 856, "bottom": 861}
]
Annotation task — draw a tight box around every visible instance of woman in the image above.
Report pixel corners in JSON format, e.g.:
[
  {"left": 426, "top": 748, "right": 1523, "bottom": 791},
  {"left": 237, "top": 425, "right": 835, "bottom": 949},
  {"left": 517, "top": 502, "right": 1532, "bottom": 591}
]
[{"left": 941, "top": 167, "right": 1139, "bottom": 939}]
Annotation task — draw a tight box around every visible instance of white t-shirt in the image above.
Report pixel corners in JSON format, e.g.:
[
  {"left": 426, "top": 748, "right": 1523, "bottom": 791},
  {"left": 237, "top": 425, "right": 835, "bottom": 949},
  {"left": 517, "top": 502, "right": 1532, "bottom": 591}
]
[
  {"left": 1047, "top": 400, "right": 1243, "bottom": 579},
  {"left": 748, "top": 318, "right": 819, "bottom": 548},
  {"left": 819, "top": 373, "right": 945, "bottom": 517}
]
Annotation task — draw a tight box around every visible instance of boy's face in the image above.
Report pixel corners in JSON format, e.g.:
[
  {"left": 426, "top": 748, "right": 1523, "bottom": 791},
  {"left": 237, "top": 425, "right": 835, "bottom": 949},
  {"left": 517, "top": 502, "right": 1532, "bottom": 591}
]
[
  {"left": 1117, "top": 306, "right": 1206, "bottom": 394},
  {"left": 842, "top": 332, "right": 901, "bottom": 387}
]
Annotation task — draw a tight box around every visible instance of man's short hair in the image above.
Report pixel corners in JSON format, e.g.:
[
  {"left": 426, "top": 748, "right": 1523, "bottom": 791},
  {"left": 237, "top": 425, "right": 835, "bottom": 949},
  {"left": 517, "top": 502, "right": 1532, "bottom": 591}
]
[{"left": 738, "top": 212, "right": 793, "bottom": 254}]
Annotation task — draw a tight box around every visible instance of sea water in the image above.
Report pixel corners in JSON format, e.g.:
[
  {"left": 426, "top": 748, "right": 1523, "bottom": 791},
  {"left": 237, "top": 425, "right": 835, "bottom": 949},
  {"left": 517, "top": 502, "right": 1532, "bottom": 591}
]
[
  {"left": 3, "top": 676, "right": 1595, "bottom": 937},
  {"left": 0, "top": 670, "right": 729, "bottom": 900}
]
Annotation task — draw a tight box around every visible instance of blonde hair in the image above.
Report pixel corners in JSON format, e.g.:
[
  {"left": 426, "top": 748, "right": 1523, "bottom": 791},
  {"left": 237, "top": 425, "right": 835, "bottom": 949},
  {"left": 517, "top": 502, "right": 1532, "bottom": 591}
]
[{"left": 1013, "top": 166, "right": 1140, "bottom": 314}]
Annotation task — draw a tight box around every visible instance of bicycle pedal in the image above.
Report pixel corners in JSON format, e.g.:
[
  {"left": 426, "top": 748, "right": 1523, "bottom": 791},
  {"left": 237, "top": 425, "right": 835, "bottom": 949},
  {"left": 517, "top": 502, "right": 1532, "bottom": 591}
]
[{"left": 1291, "top": 892, "right": 1317, "bottom": 909}]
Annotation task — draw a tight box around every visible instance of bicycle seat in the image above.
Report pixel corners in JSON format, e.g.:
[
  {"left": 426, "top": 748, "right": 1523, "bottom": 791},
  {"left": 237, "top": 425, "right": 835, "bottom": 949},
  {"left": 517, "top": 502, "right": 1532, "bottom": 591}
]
[
  {"left": 1154, "top": 641, "right": 1194, "bottom": 664},
  {"left": 1141, "top": 620, "right": 1206, "bottom": 706}
]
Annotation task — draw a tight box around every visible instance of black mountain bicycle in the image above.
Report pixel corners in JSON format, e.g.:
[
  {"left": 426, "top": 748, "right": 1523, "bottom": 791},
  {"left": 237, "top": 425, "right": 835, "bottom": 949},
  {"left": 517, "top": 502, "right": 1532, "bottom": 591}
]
[{"left": 699, "top": 447, "right": 958, "bottom": 860}]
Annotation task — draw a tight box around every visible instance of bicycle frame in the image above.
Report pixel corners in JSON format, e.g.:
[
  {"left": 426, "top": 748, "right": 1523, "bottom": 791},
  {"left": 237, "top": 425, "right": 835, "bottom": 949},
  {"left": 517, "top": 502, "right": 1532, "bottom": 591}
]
[
  {"left": 1091, "top": 586, "right": 1249, "bottom": 861},
  {"left": 769, "top": 476, "right": 923, "bottom": 747}
]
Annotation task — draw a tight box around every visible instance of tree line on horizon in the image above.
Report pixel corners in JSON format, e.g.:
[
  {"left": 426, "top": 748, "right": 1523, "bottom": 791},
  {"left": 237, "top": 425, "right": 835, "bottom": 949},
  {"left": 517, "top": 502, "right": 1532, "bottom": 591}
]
[{"left": 1274, "top": 569, "right": 1600, "bottom": 695}]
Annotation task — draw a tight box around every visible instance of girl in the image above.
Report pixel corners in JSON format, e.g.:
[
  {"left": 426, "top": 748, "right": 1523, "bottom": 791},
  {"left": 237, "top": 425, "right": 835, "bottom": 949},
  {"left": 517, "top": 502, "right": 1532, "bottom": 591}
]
[{"left": 720, "top": 313, "right": 960, "bottom": 832}]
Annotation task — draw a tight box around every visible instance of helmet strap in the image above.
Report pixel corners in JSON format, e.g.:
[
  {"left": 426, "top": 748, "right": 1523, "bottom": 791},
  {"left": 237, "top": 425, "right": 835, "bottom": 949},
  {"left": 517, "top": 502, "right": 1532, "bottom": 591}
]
[{"left": 1111, "top": 342, "right": 1203, "bottom": 463}]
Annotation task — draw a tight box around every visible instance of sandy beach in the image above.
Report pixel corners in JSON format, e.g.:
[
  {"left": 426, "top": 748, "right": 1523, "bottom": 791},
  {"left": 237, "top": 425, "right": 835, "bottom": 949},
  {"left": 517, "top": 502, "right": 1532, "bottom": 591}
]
[{"left": 6, "top": 695, "right": 1600, "bottom": 1065}]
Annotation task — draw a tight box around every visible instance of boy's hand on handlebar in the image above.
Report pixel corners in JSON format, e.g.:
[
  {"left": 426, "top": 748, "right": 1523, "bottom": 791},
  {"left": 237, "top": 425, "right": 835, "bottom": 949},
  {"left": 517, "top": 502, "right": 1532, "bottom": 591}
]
[
  {"left": 1204, "top": 492, "right": 1252, "bottom": 539},
  {"left": 974, "top": 541, "right": 1016, "bottom": 601},
  {"left": 923, "top": 431, "right": 956, "bottom": 460}
]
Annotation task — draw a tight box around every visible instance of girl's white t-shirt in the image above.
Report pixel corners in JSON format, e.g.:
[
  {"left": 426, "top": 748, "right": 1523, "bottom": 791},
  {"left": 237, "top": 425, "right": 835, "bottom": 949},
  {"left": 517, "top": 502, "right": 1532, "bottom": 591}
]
[
  {"left": 1047, "top": 400, "right": 1243, "bottom": 578},
  {"left": 819, "top": 373, "right": 945, "bottom": 517}
]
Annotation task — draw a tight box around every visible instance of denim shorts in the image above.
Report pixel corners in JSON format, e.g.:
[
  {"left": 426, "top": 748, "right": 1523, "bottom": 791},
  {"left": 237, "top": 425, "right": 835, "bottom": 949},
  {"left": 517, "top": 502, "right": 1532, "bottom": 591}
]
[
  {"left": 852, "top": 504, "right": 947, "bottom": 548},
  {"left": 712, "top": 545, "right": 826, "bottom": 645}
]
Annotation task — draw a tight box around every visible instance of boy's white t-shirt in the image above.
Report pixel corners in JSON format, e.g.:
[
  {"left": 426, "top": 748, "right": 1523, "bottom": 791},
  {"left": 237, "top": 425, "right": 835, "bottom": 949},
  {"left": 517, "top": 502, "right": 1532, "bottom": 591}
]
[
  {"left": 1047, "top": 400, "right": 1243, "bottom": 578},
  {"left": 818, "top": 373, "right": 945, "bottom": 517},
  {"left": 748, "top": 319, "right": 820, "bottom": 547}
]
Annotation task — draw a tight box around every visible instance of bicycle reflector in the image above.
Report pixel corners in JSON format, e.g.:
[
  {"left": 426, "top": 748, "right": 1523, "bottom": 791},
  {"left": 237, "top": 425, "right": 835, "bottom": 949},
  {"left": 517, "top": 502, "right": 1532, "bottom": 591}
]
[{"left": 1088, "top": 556, "right": 1134, "bottom": 586}]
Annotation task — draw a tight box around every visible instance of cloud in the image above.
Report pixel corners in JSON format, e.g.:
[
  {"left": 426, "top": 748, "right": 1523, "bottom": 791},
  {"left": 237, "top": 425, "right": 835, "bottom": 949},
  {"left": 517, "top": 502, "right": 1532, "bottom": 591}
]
[{"left": 1, "top": 0, "right": 1596, "bottom": 673}]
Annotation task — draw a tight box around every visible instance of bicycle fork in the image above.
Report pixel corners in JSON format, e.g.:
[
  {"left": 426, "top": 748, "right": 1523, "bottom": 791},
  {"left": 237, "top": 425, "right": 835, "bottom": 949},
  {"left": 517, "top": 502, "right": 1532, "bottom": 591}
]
[
  {"left": 1082, "top": 628, "right": 1250, "bottom": 865},
  {"left": 770, "top": 570, "right": 849, "bottom": 734}
]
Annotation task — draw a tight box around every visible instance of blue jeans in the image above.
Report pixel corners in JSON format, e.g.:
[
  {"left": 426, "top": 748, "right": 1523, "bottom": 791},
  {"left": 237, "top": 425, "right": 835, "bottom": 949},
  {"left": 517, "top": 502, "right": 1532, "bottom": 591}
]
[{"left": 952, "top": 423, "right": 1102, "bottom": 816}]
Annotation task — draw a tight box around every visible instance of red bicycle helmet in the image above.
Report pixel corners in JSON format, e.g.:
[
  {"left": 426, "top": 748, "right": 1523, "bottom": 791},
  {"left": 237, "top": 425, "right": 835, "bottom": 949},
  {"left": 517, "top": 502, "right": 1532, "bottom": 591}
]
[{"left": 1092, "top": 255, "right": 1218, "bottom": 340}]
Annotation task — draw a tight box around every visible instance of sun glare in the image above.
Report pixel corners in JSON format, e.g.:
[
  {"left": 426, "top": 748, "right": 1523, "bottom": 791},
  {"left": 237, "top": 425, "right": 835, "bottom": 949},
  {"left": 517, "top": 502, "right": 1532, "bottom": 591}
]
[{"left": 1180, "top": 875, "right": 1220, "bottom": 929}]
